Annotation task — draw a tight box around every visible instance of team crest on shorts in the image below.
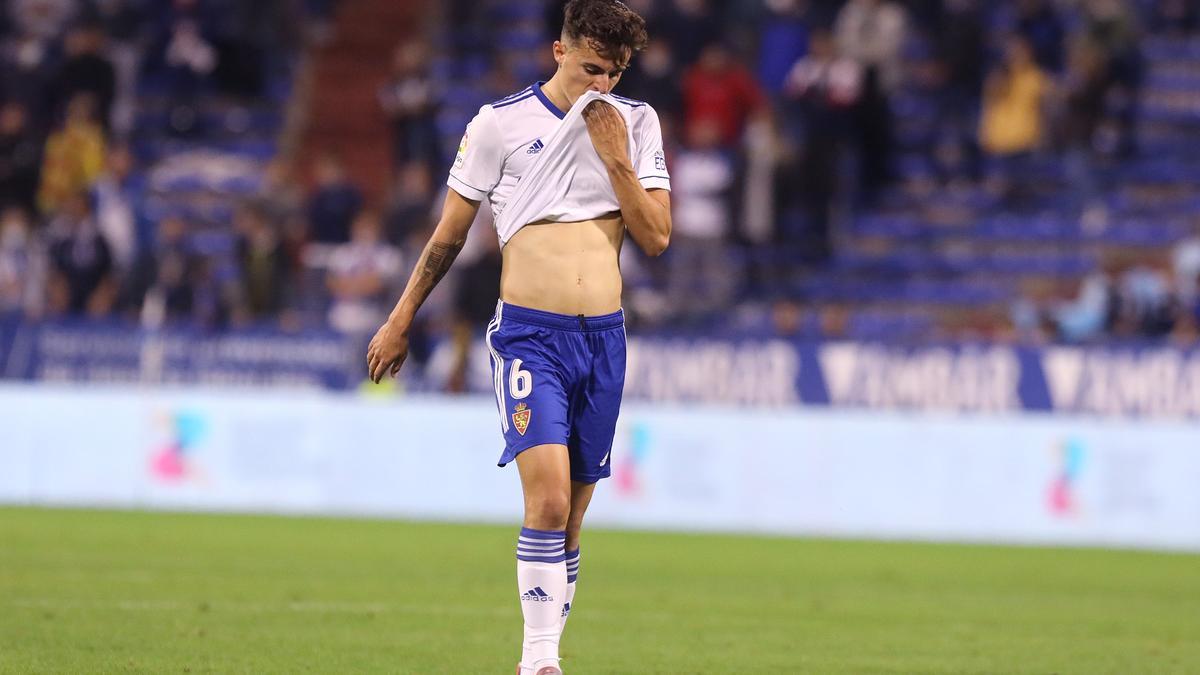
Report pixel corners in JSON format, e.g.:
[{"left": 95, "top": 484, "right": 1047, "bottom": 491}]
[{"left": 512, "top": 403, "right": 531, "bottom": 436}]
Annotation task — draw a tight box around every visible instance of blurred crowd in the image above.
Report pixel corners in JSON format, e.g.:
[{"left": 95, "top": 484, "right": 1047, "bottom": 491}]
[
  {"left": 2, "top": 0, "right": 1198, "bottom": 351},
  {"left": 0, "top": 0, "right": 335, "bottom": 327},
  {"left": 1010, "top": 241, "right": 1200, "bottom": 345}
]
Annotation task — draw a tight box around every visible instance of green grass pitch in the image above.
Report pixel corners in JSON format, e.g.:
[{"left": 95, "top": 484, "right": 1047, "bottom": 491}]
[{"left": 1, "top": 508, "right": 1197, "bottom": 674}]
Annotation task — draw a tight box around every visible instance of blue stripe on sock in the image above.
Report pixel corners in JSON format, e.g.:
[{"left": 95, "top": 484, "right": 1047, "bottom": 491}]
[
  {"left": 566, "top": 548, "right": 580, "bottom": 583},
  {"left": 516, "top": 529, "right": 567, "bottom": 563},
  {"left": 518, "top": 539, "right": 563, "bottom": 548},
  {"left": 517, "top": 548, "right": 565, "bottom": 557},
  {"left": 519, "top": 527, "right": 566, "bottom": 541},
  {"left": 517, "top": 552, "right": 568, "bottom": 563}
]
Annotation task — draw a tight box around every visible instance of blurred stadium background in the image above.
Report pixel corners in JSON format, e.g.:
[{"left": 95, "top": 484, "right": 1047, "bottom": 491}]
[{"left": 2, "top": 0, "right": 1199, "bottom": 672}]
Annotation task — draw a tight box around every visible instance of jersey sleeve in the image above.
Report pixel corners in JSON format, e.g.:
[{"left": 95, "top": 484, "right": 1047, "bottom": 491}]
[
  {"left": 447, "top": 105, "right": 503, "bottom": 201},
  {"left": 634, "top": 106, "right": 670, "bottom": 191}
]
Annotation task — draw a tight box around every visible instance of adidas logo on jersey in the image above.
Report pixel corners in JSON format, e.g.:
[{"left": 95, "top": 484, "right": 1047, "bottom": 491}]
[
  {"left": 526, "top": 139, "right": 544, "bottom": 155},
  {"left": 521, "top": 586, "right": 553, "bottom": 602}
]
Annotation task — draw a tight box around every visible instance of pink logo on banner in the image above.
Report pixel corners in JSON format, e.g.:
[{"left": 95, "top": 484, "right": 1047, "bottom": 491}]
[
  {"left": 149, "top": 411, "right": 208, "bottom": 484},
  {"left": 1047, "top": 438, "right": 1086, "bottom": 516},
  {"left": 615, "top": 423, "right": 650, "bottom": 497}
]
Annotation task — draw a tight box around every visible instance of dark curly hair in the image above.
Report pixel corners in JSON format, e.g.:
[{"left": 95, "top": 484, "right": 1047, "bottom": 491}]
[{"left": 561, "top": 0, "right": 648, "bottom": 65}]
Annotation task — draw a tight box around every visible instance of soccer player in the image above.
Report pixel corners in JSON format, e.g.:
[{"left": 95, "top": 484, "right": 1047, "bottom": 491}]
[{"left": 365, "top": 1, "right": 670, "bottom": 673}]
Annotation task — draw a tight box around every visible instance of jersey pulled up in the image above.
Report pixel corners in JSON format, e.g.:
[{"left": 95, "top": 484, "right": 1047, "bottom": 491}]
[{"left": 447, "top": 82, "right": 671, "bottom": 246}]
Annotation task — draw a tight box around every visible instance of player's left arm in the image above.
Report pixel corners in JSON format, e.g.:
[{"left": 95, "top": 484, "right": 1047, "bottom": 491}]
[{"left": 584, "top": 101, "right": 671, "bottom": 257}]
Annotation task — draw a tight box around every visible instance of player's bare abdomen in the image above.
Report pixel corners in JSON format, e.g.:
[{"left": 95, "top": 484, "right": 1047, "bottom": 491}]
[{"left": 500, "top": 214, "right": 624, "bottom": 316}]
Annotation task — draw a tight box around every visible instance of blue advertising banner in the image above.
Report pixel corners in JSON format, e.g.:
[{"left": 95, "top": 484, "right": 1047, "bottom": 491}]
[
  {"left": 2, "top": 316, "right": 1200, "bottom": 419},
  {"left": 0, "top": 319, "right": 361, "bottom": 390}
]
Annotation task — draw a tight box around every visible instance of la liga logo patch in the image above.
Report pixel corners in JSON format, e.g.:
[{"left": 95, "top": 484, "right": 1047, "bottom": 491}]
[{"left": 512, "top": 402, "right": 531, "bottom": 436}]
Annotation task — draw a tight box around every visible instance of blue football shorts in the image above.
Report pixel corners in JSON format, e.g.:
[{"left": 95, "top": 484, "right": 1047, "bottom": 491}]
[{"left": 485, "top": 300, "right": 626, "bottom": 484}]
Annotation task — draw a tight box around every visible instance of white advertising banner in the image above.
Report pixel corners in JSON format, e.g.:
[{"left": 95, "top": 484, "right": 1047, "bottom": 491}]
[{"left": 1, "top": 384, "right": 1197, "bottom": 551}]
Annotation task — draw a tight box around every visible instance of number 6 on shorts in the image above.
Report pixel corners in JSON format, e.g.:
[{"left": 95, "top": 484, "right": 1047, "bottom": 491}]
[{"left": 509, "top": 359, "right": 532, "bottom": 399}]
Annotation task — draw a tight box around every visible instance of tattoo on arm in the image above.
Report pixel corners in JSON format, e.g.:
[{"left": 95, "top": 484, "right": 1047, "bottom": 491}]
[
  {"left": 415, "top": 241, "right": 463, "bottom": 292},
  {"left": 388, "top": 237, "right": 467, "bottom": 325}
]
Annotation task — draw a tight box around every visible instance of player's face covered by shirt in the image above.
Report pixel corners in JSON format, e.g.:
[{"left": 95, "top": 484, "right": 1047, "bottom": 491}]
[{"left": 552, "top": 37, "right": 631, "bottom": 104}]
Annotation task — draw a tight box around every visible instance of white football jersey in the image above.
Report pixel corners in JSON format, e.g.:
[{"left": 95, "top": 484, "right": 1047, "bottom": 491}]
[{"left": 447, "top": 81, "right": 671, "bottom": 246}]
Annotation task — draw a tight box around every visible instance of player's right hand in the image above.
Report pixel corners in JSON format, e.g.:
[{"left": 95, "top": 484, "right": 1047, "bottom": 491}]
[
  {"left": 366, "top": 320, "right": 409, "bottom": 384},
  {"left": 583, "top": 100, "right": 629, "bottom": 170}
]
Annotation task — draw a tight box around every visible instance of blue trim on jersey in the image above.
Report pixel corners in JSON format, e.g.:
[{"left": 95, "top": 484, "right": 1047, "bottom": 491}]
[
  {"left": 448, "top": 173, "right": 490, "bottom": 195},
  {"left": 533, "top": 81, "right": 567, "bottom": 119},
  {"left": 492, "top": 92, "right": 534, "bottom": 109},
  {"left": 490, "top": 86, "right": 533, "bottom": 106},
  {"left": 610, "top": 94, "right": 646, "bottom": 108},
  {"left": 639, "top": 174, "right": 671, "bottom": 180}
]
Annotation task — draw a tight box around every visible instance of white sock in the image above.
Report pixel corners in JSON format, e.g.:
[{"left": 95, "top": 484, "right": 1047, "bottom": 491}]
[
  {"left": 560, "top": 548, "right": 580, "bottom": 634},
  {"left": 517, "top": 527, "right": 567, "bottom": 672}
]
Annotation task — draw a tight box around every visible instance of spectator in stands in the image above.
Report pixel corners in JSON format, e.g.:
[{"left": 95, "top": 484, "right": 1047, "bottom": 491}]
[
  {"left": 1052, "top": 263, "right": 1117, "bottom": 343},
  {"left": 666, "top": 118, "right": 737, "bottom": 322},
  {"left": 768, "top": 298, "right": 801, "bottom": 337},
  {"left": 681, "top": 41, "right": 766, "bottom": 148},
  {"left": 94, "top": 0, "right": 146, "bottom": 137},
  {"left": 55, "top": 20, "right": 115, "bottom": 130},
  {"left": 0, "top": 24, "right": 59, "bottom": 132},
  {"left": 1115, "top": 254, "right": 1175, "bottom": 339},
  {"left": 135, "top": 214, "right": 198, "bottom": 326},
  {"left": 1010, "top": 278, "right": 1058, "bottom": 344},
  {"left": 930, "top": 0, "right": 986, "bottom": 184},
  {"left": 818, "top": 304, "right": 850, "bottom": 340},
  {"left": 783, "top": 29, "right": 861, "bottom": 262},
  {"left": 1171, "top": 221, "right": 1200, "bottom": 307},
  {"left": 7, "top": 0, "right": 77, "bottom": 43},
  {"left": 325, "top": 209, "right": 401, "bottom": 334},
  {"left": 757, "top": 0, "right": 812, "bottom": 99},
  {"left": 1155, "top": 0, "right": 1198, "bottom": 34},
  {"left": 480, "top": 56, "right": 521, "bottom": 106},
  {"left": 0, "top": 205, "right": 44, "bottom": 316},
  {"left": 378, "top": 41, "right": 441, "bottom": 173},
  {"left": 1061, "top": 37, "right": 1111, "bottom": 231},
  {"left": 656, "top": 0, "right": 720, "bottom": 67},
  {"left": 1171, "top": 299, "right": 1199, "bottom": 343},
  {"left": 91, "top": 144, "right": 142, "bottom": 276},
  {"left": 1082, "top": 0, "right": 1143, "bottom": 157},
  {"left": 303, "top": 0, "right": 338, "bottom": 45},
  {"left": 306, "top": 152, "right": 362, "bottom": 245},
  {"left": 448, "top": 230, "right": 501, "bottom": 393},
  {"left": 979, "top": 35, "right": 1049, "bottom": 204},
  {"left": 38, "top": 94, "right": 105, "bottom": 215},
  {"left": 834, "top": 0, "right": 907, "bottom": 200},
  {"left": 256, "top": 158, "right": 305, "bottom": 234},
  {"left": 1013, "top": 0, "right": 1066, "bottom": 73},
  {"left": 212, "top": 2, "right": 287, "bottom": 101},
  {"left": 0, "top": 101, "right": 41, "bottom": 215},
  {"left": 46, "top": 192, "right": 115, "bottom": 316},
  {"left": 234, "top": 203, "right": 289, "bottom": 322},
  {"left": 188, "top": 254, "right": 233, "bottom": 330},
  {"left": 617, "top": 38, "right": 681, "bottom": 121},
  {"left": 1170, "top": 268, "right": 1200, "bottom": 343},
  {"left": 162, "top": 16, "right": 216, "bottom": 137},
  {"left": 383, "top": 162, "right": 433, "bottom": 250}
]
